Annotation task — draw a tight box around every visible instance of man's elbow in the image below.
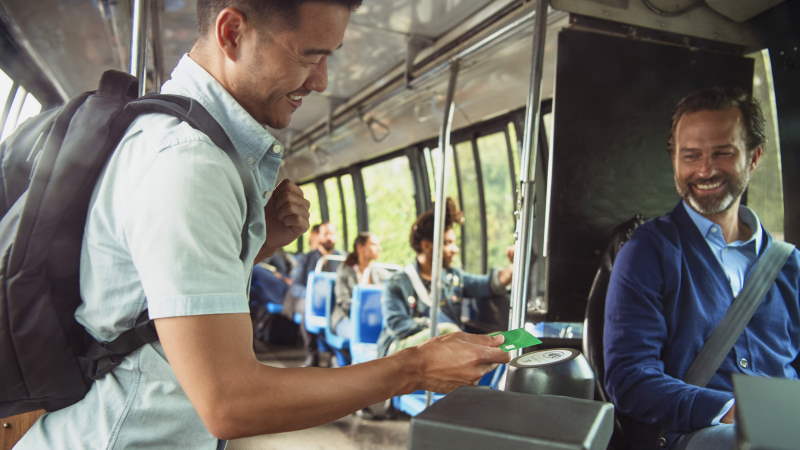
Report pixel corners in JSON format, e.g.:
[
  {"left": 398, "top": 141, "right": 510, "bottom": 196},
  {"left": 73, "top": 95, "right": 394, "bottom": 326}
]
[{"left": 198, "top": 400, "right": 245, "bottom": 440}]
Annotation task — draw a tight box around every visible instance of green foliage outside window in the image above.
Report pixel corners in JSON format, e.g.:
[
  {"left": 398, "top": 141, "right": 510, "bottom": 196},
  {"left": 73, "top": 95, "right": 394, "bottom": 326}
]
[
  {"left": 477, "top": 132, "right": 516, "bottom": 270},
  {"left": 323, "top": 177, "right": 346, "bottom": 252},
  {"left": 425, "top": 146, "right": 463, "bottom": 267},
  {"left": 455, "top": 141, "right": 482, "bottom": 273},
  {"left": 288, "top": 183, "right": 321, "bottom": 254},
  {"left": 362, "top": 157, "right": 417, "bottom": 264}
]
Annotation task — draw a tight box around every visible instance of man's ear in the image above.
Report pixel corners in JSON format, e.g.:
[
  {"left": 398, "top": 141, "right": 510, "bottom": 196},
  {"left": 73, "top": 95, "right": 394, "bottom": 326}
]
[
  {"left": 215, "top": 7, "right": 247, "bottom": 61},
  {"left": 749, "top": 146, "right": 764, "bottom": 171}
]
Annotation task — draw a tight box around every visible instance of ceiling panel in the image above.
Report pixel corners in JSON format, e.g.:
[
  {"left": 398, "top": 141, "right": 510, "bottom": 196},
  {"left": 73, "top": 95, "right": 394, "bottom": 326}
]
[{"left": 3, "top": 0, "right": 504, "bottom": 136}]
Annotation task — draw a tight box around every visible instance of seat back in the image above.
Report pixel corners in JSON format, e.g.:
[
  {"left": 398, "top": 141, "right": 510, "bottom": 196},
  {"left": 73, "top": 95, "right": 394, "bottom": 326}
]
[
  {"left": 323, "top": 280, "right": 350, "bottom": 352},
  {"left": 582, "top": 215, "right": 646, "bottom": 450},
  {"left": 350, "top": 285, "right": 384, "bottom": 364},
  {"left": 582, "top": 214, "right": 646, "bottom": 402},
  {"left": 304, "top": 271, "right": 337, "bottom": 334}
]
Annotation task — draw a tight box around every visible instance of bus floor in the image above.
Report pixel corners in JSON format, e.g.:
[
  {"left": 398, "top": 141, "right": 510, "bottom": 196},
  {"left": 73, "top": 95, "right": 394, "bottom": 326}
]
[{"left": 227, "top": 340, "right": 410, "bottom": 450}]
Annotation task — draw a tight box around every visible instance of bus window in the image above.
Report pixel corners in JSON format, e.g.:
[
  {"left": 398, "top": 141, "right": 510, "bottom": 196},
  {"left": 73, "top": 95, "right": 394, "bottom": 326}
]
[
  {"left": 295, "top": 182, "right": 322, "bottom": 254},
  {"left": 454, "top": 140, "right": 483, "bottom": 273},
  {"left": 747, "top": 49, "right": 784, "bottom": 240},
  {"left": 361, "top": 156, "right": 416, "bottom": 264},
  {"left": 323, "top": 176, "right": 346, "bottom": 251},
  {"left": 0, "top": 69, "right": 12, "bottom": 130},
  {"left": 1, "top": 85, "right": 27, "bottom": 141},
  {"left": 477, "top": 131, "right": 515, "bottom": 270},
  {"left": 339, "top": 174, "right": 359, "bottom": 250},
  {"left": 17, "top": 92, "right": 41, "bottom": 127},
  {"left": 425, "top": 145, "right": 463, "bottom": 267},
  {"left": 424, "top": 145, "right": 461, "bottom": 206}
]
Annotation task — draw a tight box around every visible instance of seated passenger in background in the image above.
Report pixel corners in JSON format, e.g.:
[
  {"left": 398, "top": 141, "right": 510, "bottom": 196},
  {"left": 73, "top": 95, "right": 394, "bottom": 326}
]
[
  {"left": 263, "top": 247, "right": 295, "bottom": 283},
  {"left": 377, "top": 198, "right": 512, "bottom": 356},
  {"left": 285, "top": 221, "right": 343, "bottom": 366},
  {"left": 250, "top": 248, "right": 296, "bottom": 310},
  {"left": 333, "top": 232, "right": 389, "bottom": 339},
  {"left": 603, "top": 87, "right": 800, "bottom": 450}
]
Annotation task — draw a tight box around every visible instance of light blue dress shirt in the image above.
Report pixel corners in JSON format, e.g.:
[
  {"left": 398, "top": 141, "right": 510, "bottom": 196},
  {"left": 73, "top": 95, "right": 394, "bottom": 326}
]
[
  {"left": 17, "top": 55, "right": 283, "bottom": 449},
  {"left": 682, "top": 201, "right": 762, "bottom": 425},
  {"left": 682, "top": 201, "right": 762, "bottom": 297}
]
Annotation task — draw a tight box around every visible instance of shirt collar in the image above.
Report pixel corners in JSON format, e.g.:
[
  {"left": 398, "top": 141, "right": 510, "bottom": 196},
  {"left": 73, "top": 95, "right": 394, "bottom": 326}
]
[
  {"left": 682, "top": 200, "right": 762, "bottom": 252},
  {"left": 160, "top": 54, "right": 279, "bottom": 166}
]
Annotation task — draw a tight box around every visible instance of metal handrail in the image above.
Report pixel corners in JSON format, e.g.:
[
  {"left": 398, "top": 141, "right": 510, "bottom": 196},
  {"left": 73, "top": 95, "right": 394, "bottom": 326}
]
[
  {"left": 314, "top": 253, "right": 346, "bottom": 273},
  {"left": 508, "top": 0, "right": 549, "bottom": 360},
  {"left": 130, "top": 0, "right": 149, "bottom": 95},
  {"left": 426, "top": 61, "right": 460, "bottom": 407}
]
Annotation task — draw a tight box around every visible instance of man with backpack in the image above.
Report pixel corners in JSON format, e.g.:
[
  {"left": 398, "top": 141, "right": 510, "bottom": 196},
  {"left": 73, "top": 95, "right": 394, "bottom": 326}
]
[{"left": 10, "top": 1, "right": 510, "bottom": 448}]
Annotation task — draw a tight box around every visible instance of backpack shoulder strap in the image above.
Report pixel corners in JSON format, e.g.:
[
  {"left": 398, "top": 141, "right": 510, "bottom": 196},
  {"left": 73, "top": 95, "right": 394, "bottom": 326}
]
[{"left": 684, "top": 240, "right": 796, "bottom": 387}]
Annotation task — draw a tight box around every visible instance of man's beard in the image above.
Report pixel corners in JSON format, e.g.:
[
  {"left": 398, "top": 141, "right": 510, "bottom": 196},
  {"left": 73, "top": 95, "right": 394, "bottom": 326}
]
[
  {"left": 675, "top": 172, "right": 749, "bottom": 216},
  {"left": 320, "top": 241, "right": 335, "bottom": 252}
]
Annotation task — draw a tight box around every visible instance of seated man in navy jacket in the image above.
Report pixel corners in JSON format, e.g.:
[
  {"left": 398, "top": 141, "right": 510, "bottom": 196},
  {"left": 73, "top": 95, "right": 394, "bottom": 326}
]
[{"left": 604, "top": 87, "right": 800, "bottom": 450}]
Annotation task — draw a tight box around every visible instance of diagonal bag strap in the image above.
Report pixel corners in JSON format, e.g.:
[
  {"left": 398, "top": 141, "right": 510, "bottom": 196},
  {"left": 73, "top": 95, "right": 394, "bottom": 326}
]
[{"left": 684, "top": 240, "right": 795, "bottom": 387}]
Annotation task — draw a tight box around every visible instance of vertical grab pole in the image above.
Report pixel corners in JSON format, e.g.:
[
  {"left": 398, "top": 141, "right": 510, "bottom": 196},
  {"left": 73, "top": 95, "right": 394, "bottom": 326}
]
[
  {"left": 508, "top": 0, "right": 549, "bottom": 360},
  {"left": 130, "top": 0, "right": 149, "bottom": 95},
  {"left": 426, "top": 61, "right": 460, "bottom": 407}
]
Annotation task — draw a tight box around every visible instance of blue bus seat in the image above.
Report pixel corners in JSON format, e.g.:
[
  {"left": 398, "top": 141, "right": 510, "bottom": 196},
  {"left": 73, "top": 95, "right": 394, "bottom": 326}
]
[
  {"left": 323, "top": 280, "right": 351, "bottom": 366},
  {"left": 349, "top": 285, "right": 384, "bottom": 364},
  {"left": 304, "top": 271, "right": 337, "bottom": 334},
  {"left": 266, "top": 303, "right": 284, "bottom": 314}
]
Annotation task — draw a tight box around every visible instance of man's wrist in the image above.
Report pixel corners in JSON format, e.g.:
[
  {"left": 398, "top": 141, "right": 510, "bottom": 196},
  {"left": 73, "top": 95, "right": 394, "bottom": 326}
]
[
  {"left": 388, "top": 346, "right": 425, "bottom": 396},
  {"left": 256, "top": 244, "right": 280, "bottom": 262}
]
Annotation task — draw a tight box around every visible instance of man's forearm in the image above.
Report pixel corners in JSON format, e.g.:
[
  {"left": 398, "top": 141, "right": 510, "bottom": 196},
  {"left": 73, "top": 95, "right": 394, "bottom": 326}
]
[
  {"left": 155, "top": 313, "right": 423, "bottom": 439},
  {"left": 213, "top": 349, "right": 423, "bottom": 438}
]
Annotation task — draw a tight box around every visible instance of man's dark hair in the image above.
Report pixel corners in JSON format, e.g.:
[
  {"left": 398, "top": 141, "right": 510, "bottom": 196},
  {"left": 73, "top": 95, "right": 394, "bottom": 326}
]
[
  {"left": 409, "top": 197, "right": 464, "bottom": 254},
  {"left": 196, "top": 0, "right": 363, "bottom": 36},
  {"left": 668, "top": 87, "right": 766, "bottom": 154},
  {"left": 310, "top": 221, "right": 330, "bottom": 235}
]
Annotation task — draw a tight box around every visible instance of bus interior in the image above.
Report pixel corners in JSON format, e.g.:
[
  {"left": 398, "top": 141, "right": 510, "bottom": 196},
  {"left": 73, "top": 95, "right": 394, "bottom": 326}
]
[{"left": 0, "top": 0, "right": 798, "bottom": 449}]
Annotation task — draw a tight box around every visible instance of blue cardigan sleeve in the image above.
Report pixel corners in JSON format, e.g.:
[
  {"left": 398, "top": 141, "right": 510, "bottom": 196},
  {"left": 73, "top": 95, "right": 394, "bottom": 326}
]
[{"left": 603, "top": 229, "right": 733, "bottom": 433}]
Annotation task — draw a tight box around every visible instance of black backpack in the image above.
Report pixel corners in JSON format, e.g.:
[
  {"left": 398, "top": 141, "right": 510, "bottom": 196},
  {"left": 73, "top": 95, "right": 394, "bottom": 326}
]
[{"left": 0, "top": 70, "right": 251, "bottom": 417}]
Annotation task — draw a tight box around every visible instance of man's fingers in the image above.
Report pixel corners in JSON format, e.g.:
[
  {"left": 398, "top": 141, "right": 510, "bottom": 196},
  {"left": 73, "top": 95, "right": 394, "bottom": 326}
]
[
  {"left": 276, "top": 203, "right": 310, "bottom": 228},
  {"left": 450, "top": 331, "right": 504, "bottom": 347}
]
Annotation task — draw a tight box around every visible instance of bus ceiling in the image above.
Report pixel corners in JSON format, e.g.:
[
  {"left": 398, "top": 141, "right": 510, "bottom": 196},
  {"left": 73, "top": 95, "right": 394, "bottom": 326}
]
[{"left": 0, "top": 0, "right": 791, "bottom": 177}]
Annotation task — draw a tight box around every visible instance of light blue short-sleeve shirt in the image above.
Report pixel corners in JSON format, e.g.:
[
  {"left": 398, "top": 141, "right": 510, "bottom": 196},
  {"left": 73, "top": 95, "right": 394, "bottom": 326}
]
[{"left": 17, "top": 55, "right": 284, "bottom": 450}]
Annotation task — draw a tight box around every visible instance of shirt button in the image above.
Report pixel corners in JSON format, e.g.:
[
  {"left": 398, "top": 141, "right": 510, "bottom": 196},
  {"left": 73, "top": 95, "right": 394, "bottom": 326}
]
[
  {"left": 272, "top": 144, "right": 283, "bottom": 155},
  {"left": 247, "top": 156, "right": 256, "bottom": 166},
  {"left": 739, "top": 358, "right": 749, "bottom": 369},
  {"left": 711, "top": 227, "right": 719, "bottom": 234}
]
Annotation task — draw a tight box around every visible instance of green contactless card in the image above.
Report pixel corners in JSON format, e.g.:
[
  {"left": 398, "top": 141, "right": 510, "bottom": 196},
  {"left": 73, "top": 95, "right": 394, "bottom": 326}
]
[{"left": 490, "top": 328, "right": 542, "bottom": 352}]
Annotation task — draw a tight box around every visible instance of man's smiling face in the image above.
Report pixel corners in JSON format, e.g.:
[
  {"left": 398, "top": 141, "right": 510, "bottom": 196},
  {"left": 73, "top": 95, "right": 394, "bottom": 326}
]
[
  {"left": 672, "top": 107, "right": 761, "bottom": 217},
  {"left": 229, "top": 2, "right": 350, "bottom": 128}
]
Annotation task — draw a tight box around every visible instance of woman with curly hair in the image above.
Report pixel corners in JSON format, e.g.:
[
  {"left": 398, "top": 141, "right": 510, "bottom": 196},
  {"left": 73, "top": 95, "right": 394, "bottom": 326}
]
[{"left": 377, "top": 198, "right": 512, "bottom": 356}]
